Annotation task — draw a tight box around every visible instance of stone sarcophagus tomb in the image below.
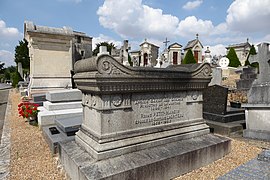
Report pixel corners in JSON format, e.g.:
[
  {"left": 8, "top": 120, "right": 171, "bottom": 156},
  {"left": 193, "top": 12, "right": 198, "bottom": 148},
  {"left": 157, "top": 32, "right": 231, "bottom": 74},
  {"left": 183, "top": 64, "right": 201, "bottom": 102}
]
[{"left": 60, "top": 54, "right": 230, "bottom": 180}]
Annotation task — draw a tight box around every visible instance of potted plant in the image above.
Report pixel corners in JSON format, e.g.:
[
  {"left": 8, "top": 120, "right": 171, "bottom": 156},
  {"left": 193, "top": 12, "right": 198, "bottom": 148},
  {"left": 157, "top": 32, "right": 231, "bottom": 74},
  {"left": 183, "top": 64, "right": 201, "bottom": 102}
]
[
  {"left": 228, "top": 90, "right": 248, "bottom": 108},
  {"left": 18, "top": 101, "right": 39, "bottom": 125}
]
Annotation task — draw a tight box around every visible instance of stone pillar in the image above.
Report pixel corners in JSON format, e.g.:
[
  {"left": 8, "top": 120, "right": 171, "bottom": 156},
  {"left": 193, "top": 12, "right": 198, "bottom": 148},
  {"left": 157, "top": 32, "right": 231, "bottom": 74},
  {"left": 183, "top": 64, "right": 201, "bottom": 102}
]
[{"left": 243, "top": 43, "right": 270, "bottom": 140}]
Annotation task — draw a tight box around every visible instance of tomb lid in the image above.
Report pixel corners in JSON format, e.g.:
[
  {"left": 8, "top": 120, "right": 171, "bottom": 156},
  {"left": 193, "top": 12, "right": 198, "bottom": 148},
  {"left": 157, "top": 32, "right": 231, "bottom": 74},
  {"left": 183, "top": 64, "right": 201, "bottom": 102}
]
[{"left": 74, "top": 54, "right": 212, "bottom": 94}]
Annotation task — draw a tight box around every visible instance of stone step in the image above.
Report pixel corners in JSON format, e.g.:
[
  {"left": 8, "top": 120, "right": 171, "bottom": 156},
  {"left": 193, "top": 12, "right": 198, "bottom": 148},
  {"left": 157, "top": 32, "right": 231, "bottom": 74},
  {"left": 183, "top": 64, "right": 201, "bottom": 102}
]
[
  {"left": 38, "top": 108, "right": 82, "bottom": 127},
  {"left": 42, "top": 125, "right": 75, "bottom": 154},
  {"left": 55, "top": 116, "right": 82, "bottom": 136},
  {"left": 59, "top": 134, "right": 230, "bottom": 180},
  {"left": 43, "top": 101, "right": 82, "bottom": 111},
  {"left": 206, "top": 120, "right": 245, "bottom": 136},
  {"left": 46, "top": 89, "right": 82, "bottom": 103}
]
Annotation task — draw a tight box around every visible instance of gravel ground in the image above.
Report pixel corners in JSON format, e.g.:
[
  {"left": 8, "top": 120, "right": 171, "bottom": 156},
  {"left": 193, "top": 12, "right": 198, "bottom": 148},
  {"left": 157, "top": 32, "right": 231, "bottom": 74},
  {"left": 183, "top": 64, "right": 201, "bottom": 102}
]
[
  {"left": 6, "top": 89, "right": 270, "bottom": 179},
  {"left": 8, "top": 89, "right": 66, "bottom": 180}
]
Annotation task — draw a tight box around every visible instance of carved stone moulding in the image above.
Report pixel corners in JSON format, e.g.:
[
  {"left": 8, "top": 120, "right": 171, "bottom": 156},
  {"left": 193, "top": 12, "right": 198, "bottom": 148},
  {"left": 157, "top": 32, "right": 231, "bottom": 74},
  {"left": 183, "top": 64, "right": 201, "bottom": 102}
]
[{"left": 74, "top": 54, "right": 212, "bottom": 94}]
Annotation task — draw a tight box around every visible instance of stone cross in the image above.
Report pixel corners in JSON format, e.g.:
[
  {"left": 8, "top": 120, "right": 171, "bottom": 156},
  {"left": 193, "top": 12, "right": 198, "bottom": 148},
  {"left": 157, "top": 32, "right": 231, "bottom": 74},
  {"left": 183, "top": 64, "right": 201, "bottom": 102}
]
[
  {"left": 248, "top": 43, "right": 270, "bottom": 84},
  {"left": 163, "top": 37, "right": 170, "bottom": 49}
]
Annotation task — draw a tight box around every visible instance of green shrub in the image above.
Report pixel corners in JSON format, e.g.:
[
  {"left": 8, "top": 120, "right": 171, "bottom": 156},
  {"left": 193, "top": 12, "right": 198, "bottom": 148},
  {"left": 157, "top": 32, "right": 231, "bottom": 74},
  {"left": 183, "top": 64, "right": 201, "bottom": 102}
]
[
  {"left": 227, "top": 48, "right": 241, "bottom": 67},
  {"left": 183, "top": 49, "right": 196, "bottom": 64}
]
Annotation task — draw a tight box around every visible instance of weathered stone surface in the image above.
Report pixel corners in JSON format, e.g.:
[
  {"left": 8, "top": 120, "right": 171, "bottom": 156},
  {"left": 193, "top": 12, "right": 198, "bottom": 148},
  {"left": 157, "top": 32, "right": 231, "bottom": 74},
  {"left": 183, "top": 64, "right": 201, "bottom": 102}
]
[
  {"left": 60, "top": 134, "right": 230, "bottom": 180},
  {"left": 55, "top": 116, "right": 82, "bottom": 134},
  {"left": 209, "top": 68, "right": 222, "bottom": 86},
  {"left": 59, "top": 54, "right": 231, "bottom": 179},
  {"left": 46, "top": 89, "right": 82, "bottom": 102},
  {"left": 244, "top": 43, "right": 270, "bottom": 141},
  {"left": 42, "top": 125, "right": 75, "bottom": 154},
  {"left": 219, "top": 157, "right": 270, "bottom": 179},
  {"left": 38, "top": 108, "right": 82, "bottom": 127},
  {"left": 25, "top": 21, "right": 92, "bottom": 94},
  {"left": 43, "top": 101, "right": 82, "bottom": 111}
]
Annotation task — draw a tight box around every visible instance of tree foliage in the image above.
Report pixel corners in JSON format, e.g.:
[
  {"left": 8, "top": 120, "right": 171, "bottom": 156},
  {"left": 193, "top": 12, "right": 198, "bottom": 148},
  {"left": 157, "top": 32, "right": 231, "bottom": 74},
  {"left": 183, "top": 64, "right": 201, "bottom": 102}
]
[
  {"left": 245, "top": 45, "right": 259, "bottom": 68},
  {"left": 14, "top": 39, "right": 30, "bottom": 69},
  {"left": 3, "top": 66, "right": 16, "bottom": 80},
  {"left": 183, "top": 49, "right": 197, "bottom": 64},
  {"left": 128, "top": 54, "right": 133, "bottom": 66},
  {"left": 11, "top": 70, "right": 23, "bottom": 88},
  {"left": 0, "top": 62, "right": 4, "bottom": 71},
  {"left": 226, "top": 48, "right": 241, "bottom": 67},
  {"left": 92, "top": 42, "right": 116, "bottom": 56}
]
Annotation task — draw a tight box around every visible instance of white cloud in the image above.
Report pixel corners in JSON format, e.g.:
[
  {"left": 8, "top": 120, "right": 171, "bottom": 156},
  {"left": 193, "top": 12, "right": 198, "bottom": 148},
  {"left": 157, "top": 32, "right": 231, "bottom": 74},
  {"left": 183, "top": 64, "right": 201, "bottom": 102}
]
[
  {"left": 176, "top": 16, "right": 214, "bottom": 38},
  {"left": 0, "top": 50, "right": 15, "bottom": 67},
  {"left": 183, "top": 0, "right": 203, "bottom": 10},
  {"left": 204, "top": 44, "right": 226, "bottom": 56},
  {"left": 97, "top": 0, "right": 179, "bottom": 39},
  {"left": 96, "top": 0, "right": 269, "bottom": 53},
  {"left": 226, "top": 0, "right": 270, "bottom": 33},
  {"left": 0, "top": 20, "right": 20, "bottom": 38}
]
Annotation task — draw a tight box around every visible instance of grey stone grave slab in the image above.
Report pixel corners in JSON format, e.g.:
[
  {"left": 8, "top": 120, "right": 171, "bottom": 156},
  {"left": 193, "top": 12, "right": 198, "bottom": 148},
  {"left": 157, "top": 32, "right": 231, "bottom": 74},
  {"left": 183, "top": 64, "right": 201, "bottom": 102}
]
[
  {"left": 257, "top": 150, "right": 270, "bottom": 162},
  {"left": 42, "top": 125, "right": 75, "bottom": 154},
  {"left": 55, "top": 116, "right": 82, "bottom": 136},
  {"left": 219, "top": 155, "right": 270, "bottom": 180},
  {"left": 46, "top": 89, "right": 82, "bottom": 102},
  {"left": 59, "top": 54, "right": 231, "bottom": 179}
]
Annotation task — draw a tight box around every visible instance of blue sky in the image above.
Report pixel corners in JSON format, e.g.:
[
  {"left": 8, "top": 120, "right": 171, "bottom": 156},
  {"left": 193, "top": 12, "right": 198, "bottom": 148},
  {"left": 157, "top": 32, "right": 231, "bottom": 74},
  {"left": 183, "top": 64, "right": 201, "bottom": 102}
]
[{"left": 0, "top": 0, "right": 270, "bottom": 67}]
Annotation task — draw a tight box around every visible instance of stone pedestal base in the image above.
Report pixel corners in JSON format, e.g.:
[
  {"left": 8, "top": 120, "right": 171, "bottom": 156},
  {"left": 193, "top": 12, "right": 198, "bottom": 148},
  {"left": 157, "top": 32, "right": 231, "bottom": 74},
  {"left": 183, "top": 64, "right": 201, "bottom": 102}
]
[
  {"left": 29, "top": 76, "right": 72, "bottom": 94},
  {"left": 242, "top": 104, "right": 270, "bottom": 141},
  {"left": 59, "top": 134, "right": 230, "bottom": 180}
]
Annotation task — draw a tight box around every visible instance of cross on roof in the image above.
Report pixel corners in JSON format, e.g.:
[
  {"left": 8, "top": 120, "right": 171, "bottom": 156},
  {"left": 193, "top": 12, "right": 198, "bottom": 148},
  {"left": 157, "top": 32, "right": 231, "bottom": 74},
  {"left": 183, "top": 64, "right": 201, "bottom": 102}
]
[{"left": 163, "top": 37, "right": 170, "bottom": 48}]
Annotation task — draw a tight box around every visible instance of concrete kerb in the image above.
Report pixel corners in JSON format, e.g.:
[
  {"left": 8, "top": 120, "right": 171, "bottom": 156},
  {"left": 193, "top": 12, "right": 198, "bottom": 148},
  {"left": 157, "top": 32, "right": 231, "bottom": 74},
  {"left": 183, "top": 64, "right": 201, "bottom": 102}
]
[{"left": 0, "top": 89, "right": 11, "bottom": 179}]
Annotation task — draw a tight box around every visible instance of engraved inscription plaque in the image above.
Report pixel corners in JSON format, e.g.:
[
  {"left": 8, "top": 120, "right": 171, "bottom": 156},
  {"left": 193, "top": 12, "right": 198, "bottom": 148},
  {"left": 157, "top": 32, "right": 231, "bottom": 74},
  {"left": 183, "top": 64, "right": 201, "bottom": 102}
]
[{"left": 132, "top": 92, "right": 186, "bottom": 126}]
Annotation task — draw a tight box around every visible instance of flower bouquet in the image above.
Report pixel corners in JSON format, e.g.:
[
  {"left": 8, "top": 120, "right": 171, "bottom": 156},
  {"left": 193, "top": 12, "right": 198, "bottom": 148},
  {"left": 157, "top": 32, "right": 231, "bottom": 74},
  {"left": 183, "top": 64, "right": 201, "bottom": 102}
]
[{"left": 18, "top": 102, "right": 39, "bottom": 124}]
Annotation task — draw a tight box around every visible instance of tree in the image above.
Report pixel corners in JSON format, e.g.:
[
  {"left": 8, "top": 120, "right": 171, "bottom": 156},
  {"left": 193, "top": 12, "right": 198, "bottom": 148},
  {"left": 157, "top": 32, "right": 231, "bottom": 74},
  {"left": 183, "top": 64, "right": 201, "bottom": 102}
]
[
  {"left": 183, "top": 49, "right": 197, "bottom": 64},
  {"left": 14, "top": 39, "right": 30, "bottom": 69},
  {"left": 128, "top": 54, "right": 133, "bottom": 66},
  {"left": 226, "top": 48, "right": 241, "bottom": 67},
  {"left": 245, "top": 45, "right": 259, "bottom": 68},
  {"left": 92, "top": 42, "right": 116, "bottom": 56},
  {"left": 0, "top": 62, "right": 4, "bottom": 69}
]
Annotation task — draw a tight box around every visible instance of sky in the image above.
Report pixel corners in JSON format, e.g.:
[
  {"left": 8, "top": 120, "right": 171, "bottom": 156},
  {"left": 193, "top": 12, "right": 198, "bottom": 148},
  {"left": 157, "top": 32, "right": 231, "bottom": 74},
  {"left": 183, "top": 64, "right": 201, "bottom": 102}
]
[{"left": 0, "top": 0, "right": 270, "bottom": 67}]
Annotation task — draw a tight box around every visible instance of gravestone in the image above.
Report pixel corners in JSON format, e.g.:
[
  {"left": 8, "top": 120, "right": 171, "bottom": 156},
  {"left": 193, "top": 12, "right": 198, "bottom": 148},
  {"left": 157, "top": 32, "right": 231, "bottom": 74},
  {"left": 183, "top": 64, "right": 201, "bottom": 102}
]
[
  {"left": 209, "top": 68, "right": 222, "bottom": 86},
  {"left": 59, "top": 54, "right": 230, "bottom": 180},
  {"left": 39, "top": 89, "right": 83, "bottom": 153},
  {"left": 236, "top": 66, "right": 257, "bottom": 90},
  {"left": 243, "top": 43, "right": 270, "bottom": 140},
  {"left": 203, "top": 85, "right": 245, "bottom": 123}
]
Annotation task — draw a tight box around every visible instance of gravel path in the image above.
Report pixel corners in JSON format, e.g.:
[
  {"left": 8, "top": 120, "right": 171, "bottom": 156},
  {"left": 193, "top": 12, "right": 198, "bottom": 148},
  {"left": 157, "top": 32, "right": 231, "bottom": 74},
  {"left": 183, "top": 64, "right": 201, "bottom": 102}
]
[
  {"left": 6, "top": 90, "right": 270, "bottom": 179},
  {"left": 8, "top": 90, "right": 66, "bottom": 179}
]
